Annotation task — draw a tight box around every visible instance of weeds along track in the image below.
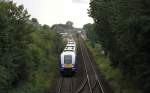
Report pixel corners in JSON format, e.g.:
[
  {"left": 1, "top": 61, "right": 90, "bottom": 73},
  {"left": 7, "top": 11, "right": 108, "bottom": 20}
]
[{"left": 77, "top": 38, "right": 106, "bottom": 93}]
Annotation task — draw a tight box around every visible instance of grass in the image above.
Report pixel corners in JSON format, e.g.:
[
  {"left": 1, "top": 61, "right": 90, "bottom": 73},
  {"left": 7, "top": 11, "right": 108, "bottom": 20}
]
[{"left": 86, "top": 41, "right": 142, "bottom": 93}]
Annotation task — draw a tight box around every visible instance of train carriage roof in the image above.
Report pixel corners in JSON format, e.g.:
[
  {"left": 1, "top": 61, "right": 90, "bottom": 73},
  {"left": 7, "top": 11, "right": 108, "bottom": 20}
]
[{"left": 61, "top": 51, "right": 75, "bottom": 56}]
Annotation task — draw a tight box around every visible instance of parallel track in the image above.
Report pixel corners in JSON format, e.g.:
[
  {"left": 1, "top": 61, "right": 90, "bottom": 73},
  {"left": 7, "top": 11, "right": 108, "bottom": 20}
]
[
  {"left": 56, "top": 38, "right": 107, "bottom": 93},
  {"left": 78, "top": 38, "right": 105, "bottom": 93},
  {"left": 57, "top": 77, "right": 73, "bottom": 93},
  {"left": 57, "top": 78, "right": 63, "bottom": 93}
]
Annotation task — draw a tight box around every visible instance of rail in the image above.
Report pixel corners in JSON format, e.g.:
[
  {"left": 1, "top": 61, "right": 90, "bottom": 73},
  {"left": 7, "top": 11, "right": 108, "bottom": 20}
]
[{"left": 78, "top": 38, "right": 105, "bottom": 93}]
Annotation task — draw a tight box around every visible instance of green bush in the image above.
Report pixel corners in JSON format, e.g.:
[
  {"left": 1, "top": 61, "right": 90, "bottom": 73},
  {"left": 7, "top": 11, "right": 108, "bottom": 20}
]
[
  {"left": 0, "top": 1, "right": 63, "bottom": 93},
  {"left": 86, "top": 42, "right": 142, "bottom": 93}
]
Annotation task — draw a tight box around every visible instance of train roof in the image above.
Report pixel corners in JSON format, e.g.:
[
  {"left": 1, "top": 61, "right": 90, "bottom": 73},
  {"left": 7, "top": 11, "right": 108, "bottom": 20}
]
[
  {"left": 61, "top": 51, "right": 75, "bottom": 56},
  {"left": 65, "top": 46, "right": 75, "bottom": 50},
  {"left": 68, "top": 41, "right": 75, "bottom": 44},
  {"left": 66, "top": 43, "right": 76, "bottom": 47},
  {"left": 64, "top": 46, "right": 76, "bottom": 52}
]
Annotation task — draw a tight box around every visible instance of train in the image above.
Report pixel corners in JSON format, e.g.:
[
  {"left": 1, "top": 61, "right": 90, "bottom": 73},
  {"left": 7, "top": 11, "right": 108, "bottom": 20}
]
[{"left": 60, "top": 39, "right": 77, "bottom": 76}]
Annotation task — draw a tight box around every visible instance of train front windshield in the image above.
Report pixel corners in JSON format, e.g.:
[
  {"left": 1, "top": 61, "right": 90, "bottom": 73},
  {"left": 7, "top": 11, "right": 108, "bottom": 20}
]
[{"left": 64, "top": 55, "right": 72, "bottom": 64}]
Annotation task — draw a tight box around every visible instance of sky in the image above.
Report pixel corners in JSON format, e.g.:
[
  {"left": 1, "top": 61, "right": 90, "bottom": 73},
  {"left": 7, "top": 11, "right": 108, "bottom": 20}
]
[{"left": 12, "top": 0, "right": 93, "bottom": 28}]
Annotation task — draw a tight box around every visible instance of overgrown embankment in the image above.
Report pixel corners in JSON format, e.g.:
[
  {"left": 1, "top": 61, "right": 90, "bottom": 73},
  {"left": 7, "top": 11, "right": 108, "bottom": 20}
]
[
  {"left": 0, "top": 1, "right": 63, "bottom": 93},
  {"left": 86, "top": 41, "right": 142, "bottom": 93},
  {"left": 82, "top": 0, "right": 150, "bottom": 92}
]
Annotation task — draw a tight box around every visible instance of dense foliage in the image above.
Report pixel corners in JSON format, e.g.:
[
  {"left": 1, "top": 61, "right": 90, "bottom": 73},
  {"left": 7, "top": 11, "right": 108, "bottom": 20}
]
[
  {"left": 0, "top": 1, "right": 63, "bottom": 93},
  {"left": 87, "top": 0, "right": 150, "bottom": 92}
]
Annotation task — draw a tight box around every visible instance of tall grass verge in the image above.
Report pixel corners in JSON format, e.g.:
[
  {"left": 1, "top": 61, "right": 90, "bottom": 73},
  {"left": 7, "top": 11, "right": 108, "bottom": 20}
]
[{"left": 86, "top": 40, "right": 142, "bottom": 93}]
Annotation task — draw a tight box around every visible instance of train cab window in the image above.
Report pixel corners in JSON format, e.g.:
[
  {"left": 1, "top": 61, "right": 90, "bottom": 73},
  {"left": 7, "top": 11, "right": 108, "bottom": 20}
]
[{"left": 64, "top": 55, "right": 72, "bottom": 64}]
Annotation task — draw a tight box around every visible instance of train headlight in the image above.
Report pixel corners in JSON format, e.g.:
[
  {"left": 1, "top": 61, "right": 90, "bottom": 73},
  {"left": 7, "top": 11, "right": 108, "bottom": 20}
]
[
  {"left": 72, "top": 64, "right": 74, "bottom": 67},
  {"left": 61, "top": 64, "right": 65, "bottom": 67}
]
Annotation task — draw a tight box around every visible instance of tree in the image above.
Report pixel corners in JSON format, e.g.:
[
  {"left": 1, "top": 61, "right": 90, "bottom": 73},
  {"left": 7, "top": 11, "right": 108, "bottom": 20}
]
[
  {"left": 66, "top": 21, "right": 73, "bottom": 28},
  {"left": 31, "top": 18, "right": 39, "bottom": 24},
  {"left": 0, "top": 1, "right": 64, "bottom": 93},
  {"left": 83, "top": 23, "right": 97, "bottom": 47},
  {"left": 89, "top": 0, "right": 150, "bottom": 92},
  {"left": 0, "top": 1, "right": 32, "bottom": 92}
]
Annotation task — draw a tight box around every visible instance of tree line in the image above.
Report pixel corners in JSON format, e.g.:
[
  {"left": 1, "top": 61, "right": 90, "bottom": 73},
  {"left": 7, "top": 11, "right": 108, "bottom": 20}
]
[
  {"left": 0, "top": 1, "right": 63, "bottom": 93},
  {"left": 84, "top": 0, "right": 150, "bottom": 92}
]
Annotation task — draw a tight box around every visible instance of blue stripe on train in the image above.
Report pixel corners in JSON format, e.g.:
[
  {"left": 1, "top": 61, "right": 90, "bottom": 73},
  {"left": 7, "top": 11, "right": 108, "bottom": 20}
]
[{"left": 60, "top": 65, "right": 77, "bottom": 73}]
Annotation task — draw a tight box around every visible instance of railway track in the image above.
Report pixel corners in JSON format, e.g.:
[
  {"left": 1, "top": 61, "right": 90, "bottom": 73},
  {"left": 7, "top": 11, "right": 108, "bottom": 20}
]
[
  {"left": 77, "top": 38, "right": 105, "bottom": 93},
  {"left": 51, "top": 37, "right": 112, "bottom": 93},
  {"left": 57, "top": 77, "right": 73, "bottom": 93}
]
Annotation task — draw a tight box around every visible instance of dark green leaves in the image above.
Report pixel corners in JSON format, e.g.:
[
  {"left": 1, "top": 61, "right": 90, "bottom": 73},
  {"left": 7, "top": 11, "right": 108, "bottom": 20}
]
[{"left": 89, "top": 0, "right": 150, "bottom": 92}]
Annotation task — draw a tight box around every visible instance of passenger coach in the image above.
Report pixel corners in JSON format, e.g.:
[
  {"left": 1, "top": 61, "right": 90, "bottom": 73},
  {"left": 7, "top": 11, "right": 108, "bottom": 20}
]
[{"left": 60, "top": 39, "right": 77, "bottom": 76}]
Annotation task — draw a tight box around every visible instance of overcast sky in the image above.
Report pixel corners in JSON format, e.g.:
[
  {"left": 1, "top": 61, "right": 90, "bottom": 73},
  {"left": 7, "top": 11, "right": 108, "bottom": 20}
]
[{"left": 12, "top": 0, "right": 93, "bottom": 28}]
